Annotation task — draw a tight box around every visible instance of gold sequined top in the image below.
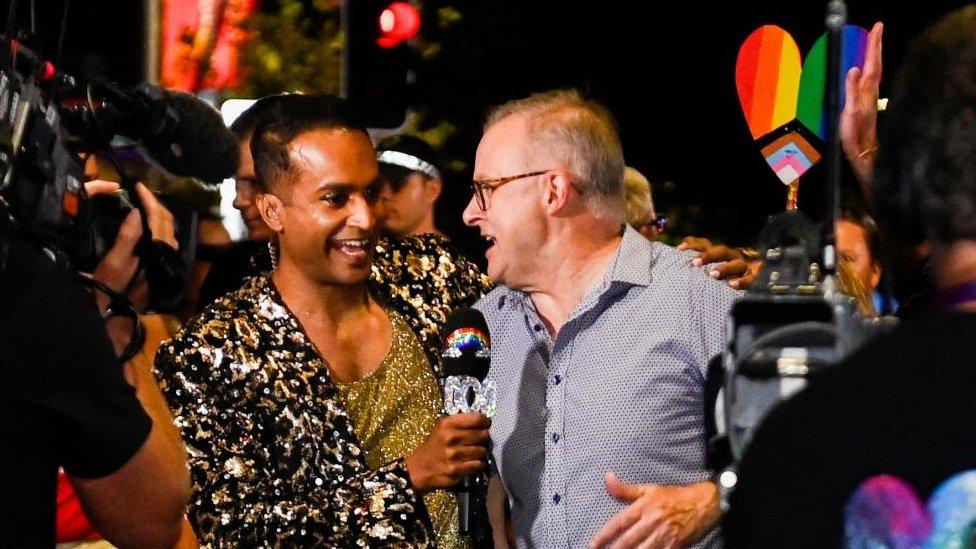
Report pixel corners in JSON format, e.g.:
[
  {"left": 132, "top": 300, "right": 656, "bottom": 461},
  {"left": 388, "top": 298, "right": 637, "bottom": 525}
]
[
  {"left": 154, "top": 275, "right": 435, "bottom": 547},
  {"left": 371, "top": 234, "right": 494, "bottom": 373},
  {"left": 336, "top": 312, "right": 461, "bottom": 548}
]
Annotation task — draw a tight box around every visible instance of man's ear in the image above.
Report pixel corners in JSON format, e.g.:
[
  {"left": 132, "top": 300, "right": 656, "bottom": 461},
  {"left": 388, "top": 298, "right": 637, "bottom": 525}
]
[
  {"left": 542, "top": 169, "right": 576, "bottom": 215},
  {"left": 425, "top": 176, "right": 443, "bottom": 205},
  {"left": 256, "top": 192, "right": 285, "bottom": 233},
  {"left": 869, "top": 261, "right": 882, "bottom": 292}
]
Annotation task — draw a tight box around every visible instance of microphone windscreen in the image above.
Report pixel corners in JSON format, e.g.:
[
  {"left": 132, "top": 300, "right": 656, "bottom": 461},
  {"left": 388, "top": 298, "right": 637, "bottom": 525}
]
[
  {"left": 440, "top": 307, "right": 491, "bottom": 380},
  {"left": 144, "top": 91, "right": 240, "bottom": 187}
]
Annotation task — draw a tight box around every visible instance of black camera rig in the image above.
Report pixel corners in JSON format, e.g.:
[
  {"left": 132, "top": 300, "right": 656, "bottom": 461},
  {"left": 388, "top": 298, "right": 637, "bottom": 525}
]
[
  {"left": 0, "top": 1, "right": 237, "bottom": 314},
  {"left": 714, "top": 0, "right": 898, "bottom": 508}
]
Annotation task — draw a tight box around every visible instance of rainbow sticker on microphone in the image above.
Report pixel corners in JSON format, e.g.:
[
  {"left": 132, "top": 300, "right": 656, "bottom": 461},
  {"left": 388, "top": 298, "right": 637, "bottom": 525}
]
[{"left": 441, "top": 327, "right": 491, "bottom": 359}]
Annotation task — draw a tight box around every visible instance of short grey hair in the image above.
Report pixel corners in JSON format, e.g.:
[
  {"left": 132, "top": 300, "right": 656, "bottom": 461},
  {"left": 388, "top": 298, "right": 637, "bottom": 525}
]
[
  {"left": 485, "top": 89, "right": 626, "bottom": 224},
  {"left": 623, "top": 166, "right": 655, "bottom": 228}
]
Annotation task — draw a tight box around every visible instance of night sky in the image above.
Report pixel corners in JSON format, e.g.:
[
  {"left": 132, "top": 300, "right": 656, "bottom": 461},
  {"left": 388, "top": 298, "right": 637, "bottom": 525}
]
[
  {"left": 5, "top": 0, "right": 971, "bottom": 260},
  {"left": 425, "top": 0, "right": 970, "bottom": 257}
]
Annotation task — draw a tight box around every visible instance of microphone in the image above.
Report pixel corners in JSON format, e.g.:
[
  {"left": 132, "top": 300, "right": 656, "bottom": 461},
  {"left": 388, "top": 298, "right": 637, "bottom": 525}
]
[
  {"left": 62, "top": 82, "right": 240, "bottom": 187},
  {"left": 439, "top": 307, "right": 494, "bottom": 535},
  {"left": 132, "top": 87, "right": 240, "bottom": 186}
]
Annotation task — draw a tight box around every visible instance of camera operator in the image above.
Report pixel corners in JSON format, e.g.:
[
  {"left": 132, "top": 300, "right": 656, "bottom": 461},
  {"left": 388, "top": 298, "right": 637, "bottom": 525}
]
[
  {"left": 722, "top": 6, "right": 976, "bottom": 546},
  {"left": 0, "top": 179, "right": 190, "bottom": 547}
]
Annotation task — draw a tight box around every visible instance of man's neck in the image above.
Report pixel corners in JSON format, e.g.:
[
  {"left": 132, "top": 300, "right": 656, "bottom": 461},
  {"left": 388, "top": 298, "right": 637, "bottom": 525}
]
[
  {"left": 271, "top": 262, "right": 372, "bottom": 327},
  {"left": 405, "top": 214, "right": 442, "bottom": 238},
  {"left": 526, "top": 225, "right": 623, "bottom": 336}
]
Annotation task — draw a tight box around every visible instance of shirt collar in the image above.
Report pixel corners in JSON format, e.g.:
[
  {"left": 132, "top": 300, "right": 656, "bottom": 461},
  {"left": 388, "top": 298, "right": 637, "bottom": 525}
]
[
  {"left": 496, "top": 225, "right": 654, "bottom": 311},
  {"left": 604, "top": 224, "right": 654, "bottom": 288}
]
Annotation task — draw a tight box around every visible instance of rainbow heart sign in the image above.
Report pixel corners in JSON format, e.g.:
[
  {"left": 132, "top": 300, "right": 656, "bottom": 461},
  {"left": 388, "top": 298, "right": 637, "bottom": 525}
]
[{"left": 736, "top": 24, "right": 869, "bottom": 186}]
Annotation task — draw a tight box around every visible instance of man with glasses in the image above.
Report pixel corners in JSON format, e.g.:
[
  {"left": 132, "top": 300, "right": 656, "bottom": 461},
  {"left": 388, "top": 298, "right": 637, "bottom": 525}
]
[
  {"left": 623, "top": 166, "right": 667, "bottom": 241},
  {"left": 465, "top": 90, "right": 738, "bottom": 548}
]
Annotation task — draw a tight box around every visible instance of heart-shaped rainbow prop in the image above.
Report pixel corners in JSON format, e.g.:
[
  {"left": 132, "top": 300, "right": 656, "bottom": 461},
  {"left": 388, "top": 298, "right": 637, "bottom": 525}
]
[
  {"left": 736, "top": 24, "right": 869, "bottom": 187},
  {"left": 797, "top": 25, "right": 870, "bottom": 139}
]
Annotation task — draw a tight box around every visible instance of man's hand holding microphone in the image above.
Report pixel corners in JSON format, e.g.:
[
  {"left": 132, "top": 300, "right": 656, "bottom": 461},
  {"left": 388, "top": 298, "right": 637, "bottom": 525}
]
[{"left": 407, "top": 307, "right": 495, "bottom": 540}]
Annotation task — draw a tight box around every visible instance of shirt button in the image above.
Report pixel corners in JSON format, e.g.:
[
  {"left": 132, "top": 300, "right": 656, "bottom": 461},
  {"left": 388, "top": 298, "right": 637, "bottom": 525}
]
[
  {"left": 551, "top": 433, "right": 560, "bottom": 443},
  {"left": 553, "top": 493, "right": 561, "bottom": 505},
  {"left": 554, "top": 374, "right": 562, "bottom": 385},
  {"left": 533, "top": 324, "right": 542, "bottom": 332}
]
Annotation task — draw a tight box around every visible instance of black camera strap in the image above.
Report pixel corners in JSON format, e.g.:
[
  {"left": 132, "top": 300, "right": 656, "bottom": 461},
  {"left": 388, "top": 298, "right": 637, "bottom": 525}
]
[{"left": 77, "top": 273, "right": 146, "bottom": 366}]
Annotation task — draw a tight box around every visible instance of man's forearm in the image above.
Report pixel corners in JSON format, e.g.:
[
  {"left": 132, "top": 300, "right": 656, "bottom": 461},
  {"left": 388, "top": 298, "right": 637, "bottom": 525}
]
[
  {"left": 70, "top": 344, "right": 190, "bottom": 549},
  {"left": 488, "top": 474, "right": 514, "bottom": 549},
  {"left": 128, "top": 327, "right": 191, "bottom": 496}
]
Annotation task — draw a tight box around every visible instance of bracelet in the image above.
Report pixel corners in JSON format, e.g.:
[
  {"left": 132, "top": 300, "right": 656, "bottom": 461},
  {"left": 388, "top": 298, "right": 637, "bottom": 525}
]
[{"left": 857, "top": 146, "right": 878, "bottom": 159}]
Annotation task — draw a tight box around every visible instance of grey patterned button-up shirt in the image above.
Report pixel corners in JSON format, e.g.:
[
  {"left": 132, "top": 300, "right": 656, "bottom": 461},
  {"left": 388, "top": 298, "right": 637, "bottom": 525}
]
[{"left": 476, "top": 226, "right": 738, "bottom": 548}]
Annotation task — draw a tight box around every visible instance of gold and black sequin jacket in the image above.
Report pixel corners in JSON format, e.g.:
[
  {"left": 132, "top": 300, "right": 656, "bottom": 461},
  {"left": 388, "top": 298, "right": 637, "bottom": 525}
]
[
  {"left": 371, "top": 234, "right": 493, "bottom": 372},
  {"left": 154, "top": 275, "right": 434, "bottom": 547}
]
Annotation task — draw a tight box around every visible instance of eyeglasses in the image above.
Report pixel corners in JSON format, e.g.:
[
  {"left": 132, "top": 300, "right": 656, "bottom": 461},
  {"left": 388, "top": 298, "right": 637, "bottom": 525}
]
[
  {"left": 382, "top": 173, "right": 428, "bottom": 193},
  {"left": 637, "top": 215, "right": 668, "bottom": 235},
  {"left": 470, "top": 170, "right": 549, "bottom": 211},
  {"left": 652, "top": 215, "right": 667, "bottom": 234}
]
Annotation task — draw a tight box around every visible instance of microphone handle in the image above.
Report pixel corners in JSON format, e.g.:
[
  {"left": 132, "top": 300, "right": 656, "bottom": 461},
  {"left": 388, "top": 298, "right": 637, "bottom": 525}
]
[{"left": 457, "top": 475, "right": 472, "bottom": 534}]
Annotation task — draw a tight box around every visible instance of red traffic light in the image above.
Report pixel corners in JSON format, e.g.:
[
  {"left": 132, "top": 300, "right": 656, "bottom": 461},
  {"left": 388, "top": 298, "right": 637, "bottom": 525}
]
[{"left": 377, "top": 2, "right": 421, "bottom": 48}]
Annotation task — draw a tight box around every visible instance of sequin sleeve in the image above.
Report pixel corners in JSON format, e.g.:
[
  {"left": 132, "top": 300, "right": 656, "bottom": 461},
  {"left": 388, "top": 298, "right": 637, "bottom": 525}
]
[
  {"left": 154, "top": 287, "right": 434, "bottom": 547},
  {"left": 370, "top": 234, "right": 494, "bottom": 372}
]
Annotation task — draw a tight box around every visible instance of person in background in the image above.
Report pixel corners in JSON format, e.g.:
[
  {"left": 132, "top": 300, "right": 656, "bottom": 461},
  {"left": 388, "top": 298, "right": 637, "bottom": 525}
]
[
  {"left": 837, "top": 207, "right": 884, "bottom": 310},
  {"left": 724, "top": 7, "right": 976, "bottom": 545},
  {"left": 195, "top": 95, "right": 281, "bottom": 311},
  {"left": 622, "top": 166, "right": 666, "bottom": 241},
  {"left": 376, "top": 134, "right": 445, "bottom": 238}
]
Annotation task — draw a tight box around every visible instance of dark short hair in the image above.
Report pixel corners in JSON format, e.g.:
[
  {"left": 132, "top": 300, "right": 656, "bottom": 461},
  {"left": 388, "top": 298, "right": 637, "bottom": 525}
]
[
  {"left": 873, "top": 6, "right": 976, "bottom": 245},
  {"left": 840, "top": 206, "right": 882, "bottom": 265},
  {"left": 229, "top": 94, "right": 291, "bottom": 139},
  {"left": 250, "top": 94, "right": 368, "bottom": 193}
]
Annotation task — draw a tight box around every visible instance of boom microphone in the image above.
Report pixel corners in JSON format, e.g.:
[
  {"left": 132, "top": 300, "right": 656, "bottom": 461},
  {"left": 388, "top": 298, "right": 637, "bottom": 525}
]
[{"left": 64, "top": 82, "right": 239, "bottom": 186}]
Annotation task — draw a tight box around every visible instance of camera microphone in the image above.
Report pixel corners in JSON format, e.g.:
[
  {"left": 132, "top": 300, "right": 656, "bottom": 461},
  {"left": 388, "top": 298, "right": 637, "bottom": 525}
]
[{"left": 69, "top": 82, "right": 239, "bottom": 187}]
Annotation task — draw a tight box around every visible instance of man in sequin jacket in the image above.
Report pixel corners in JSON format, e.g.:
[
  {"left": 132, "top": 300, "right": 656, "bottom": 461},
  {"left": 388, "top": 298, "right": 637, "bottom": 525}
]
[
  {"left": 198, "top": 96, "right": 492, "bottom": 372},
  {"left": 155, "top": 94, "right": 491, "bottom": 547}
]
